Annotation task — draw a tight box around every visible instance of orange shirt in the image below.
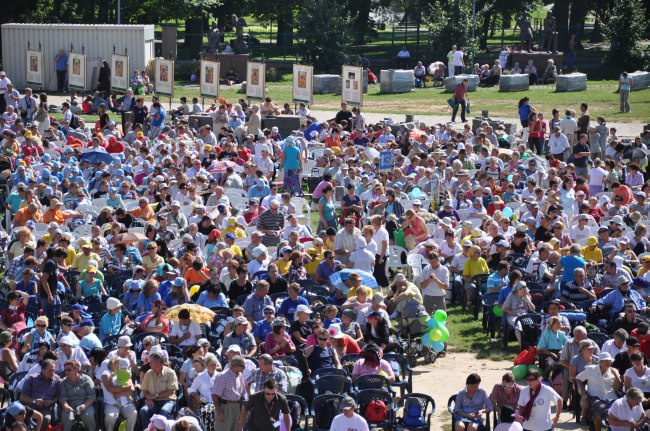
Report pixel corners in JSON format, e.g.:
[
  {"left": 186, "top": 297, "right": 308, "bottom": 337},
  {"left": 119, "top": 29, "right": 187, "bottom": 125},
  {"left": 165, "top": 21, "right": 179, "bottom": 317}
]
[
  {"left": 325, "top": 135, "right": 341, "bottom": 149},
  {"left": 42, "top": 209, "right": 75, "bottom": 224},
  {"left": 13, "top": 207, "right": 41, "bottom": 226},
  {"left": 128, "top": 205, "right": 156, "bottom": 222},
  {"left": 614, "top": 185, "right": 634, "bottom": 206},
  {"left": 184, "top": 267, "right": 209, "bottom": 285}
]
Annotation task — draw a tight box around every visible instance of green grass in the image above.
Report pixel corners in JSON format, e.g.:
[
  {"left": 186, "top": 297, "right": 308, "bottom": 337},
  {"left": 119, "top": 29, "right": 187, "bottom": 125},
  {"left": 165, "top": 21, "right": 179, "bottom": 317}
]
[
  {"left": 446, "top": 305, "right": 520, "bottom": 361},
  {"left": 152, "top": 79, "right": 650, "bottom": 124}
]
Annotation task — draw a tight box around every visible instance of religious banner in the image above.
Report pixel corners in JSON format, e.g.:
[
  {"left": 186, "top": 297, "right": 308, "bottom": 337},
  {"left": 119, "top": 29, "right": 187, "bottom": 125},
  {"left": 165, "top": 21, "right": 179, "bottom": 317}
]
[
  {"left": 110, "top": 54, "right": 129, "bottom": 92},
  {"left": 68, "top": 52, "right": 87, "bottom": 91},
  {"left": 292, "top": 64, "right": 313, "bottom": 105},
  {"left": 25, "top": 49, "right": 44, "bottom": 88},
  {"left": 246, "top": 62, "right": 266, "bottom": 100},
  {"left": 155, "top": 59, "right": 174, "bottom": 97},
  {"left": 200, "top": 60, "right": 220, "bottom": 99},
  {"left": 342, "top": 65, "right": 363, "bottom": 106}
]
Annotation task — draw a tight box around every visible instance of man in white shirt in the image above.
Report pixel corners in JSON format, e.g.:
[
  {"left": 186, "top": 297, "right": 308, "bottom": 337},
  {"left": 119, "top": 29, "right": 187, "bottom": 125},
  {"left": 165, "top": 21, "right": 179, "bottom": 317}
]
[
  {"left": 420, "top": 251, "right": 450, "bottom": 313},
  {"left": 576, "top": 353, "right": 622, "bottom": 431},
  {"left": 548, "top": 126, "right": 570, "bottom": 161},
  {"left": 349, "top": 237, "right": 375, "bottom": 274},
  {"left": 607, "top": 388, "right": 645, "bottom": 431},
  {"left": 18, "top": 88, "right": 38, "bottom": 125},
  {"left": 331, "top": 395, "right": 369, "bottom": 431},
  {"left": 169, "top": 309, "right": 203, "bottom": 347},
  {"left": 4, "top": 82, "right": 20, "bottom": 110},
  {"left": 0, "top": 71, "right": 10, "bottom": 113},
  {"left": 334, "top": 218, "right": 361, "bottom": 265},
  {"left": 559, "top": 109, "right": 579, "bottom": 147},
  {"left": 452, "top": 48, "right": 465, "bottom": 75},
  {"left": 570, "top": 214, "right": 593, "bottom": 244},
  {"left": 55, "top": 336, "right": 91, "bottom": 373}
]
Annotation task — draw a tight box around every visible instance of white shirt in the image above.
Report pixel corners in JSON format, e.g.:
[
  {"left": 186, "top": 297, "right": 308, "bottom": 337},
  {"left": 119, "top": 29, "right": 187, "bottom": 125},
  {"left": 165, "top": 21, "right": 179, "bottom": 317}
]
[
  {"left": 452, "top": 50, "right": 464, "bottom": 67},
  {"left": 330, "top": 412, "right": 370, "bottom": 431},
  {"left": 602, "top": 339, "right": 627, "bottom": 358},
  {"left": 517, "top": 384, "right": 561, "bottom": 431},
  {"left": 559, "top": 117, "right": 578, "bottom": 136},
  {"left": 623, "top": 366, "right": 650, "bottom": 393},
  {"left": 608, "top": 396, "right": 644, "bottom": 431},
  {"left": 282, "top": 224, "right": 312, "bottom": 241},
  {"left": 349, "top": 248, "right": 375, "bottom": 273},
  {"left": 576, "top": 364, "right": 618, "bottom": 400},
  {"left": 188, "top": 369, "right": 218, "bottom": 400},
  {"left": 55, "top": 346, "right": 90, "bottom": 372},
  {"left": 588, "top": 167, "right": 608, "bottom": 187},
  {"left": 548, "top": 133, "right": 570, "bottom": 155},
  {"left": 421, "top": 263, "right": 450, "bottom": 297},
  {"left": 371, "top": 227, "right": 389, "bottom": 257},
  {"left": 439, "top": 241, "right": 461, "bottom": 259},
  {"left": 570, "top": 225, "right": 592, "bottom": 243},
  {"left": 170, "top": 320, "right": 203, "bottom": 347},
  {"left": 261, "top": 193, "right": 282, "bottom": 209}
]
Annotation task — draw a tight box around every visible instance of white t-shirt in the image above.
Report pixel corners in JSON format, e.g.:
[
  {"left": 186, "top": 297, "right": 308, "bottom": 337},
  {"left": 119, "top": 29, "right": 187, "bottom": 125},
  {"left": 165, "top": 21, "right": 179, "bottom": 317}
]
[
  {"left": 588, "top": 167, "right": 608, "bottom": 187},
  {"left": 349, "top": 248, "right": 375, "bottom": 273},
  {"left": 55, "top": 346, "right": 90, "bottom": 372},
  {"left": 601, "top": 339, "right": 627, "bottom": 358},
  {"left": 452, "top": 50, "right": 464, "bottom": 67},
  {"left": 421, "top": 264, "right": 450, "bottom": 297},
  {"left": 169, "top": 320, "right": 203, "bottom": 347},
  {"left": 623, "top": 366, "right": 650, "bottom": 393},
  {"left": 371, "top": 227, "right": 389, "bottom": 257},
  {"left": 330, "top": 412, "right": 370, "bottom": 431},
  {"left": 517, "top": 384, "right": 561, "bottom": 431},
  {"left": 608, "top": 396, "right": 644, "bottom": 431},
  {"left": 570, "top": 225, "right": 592, "bottom": 243}
]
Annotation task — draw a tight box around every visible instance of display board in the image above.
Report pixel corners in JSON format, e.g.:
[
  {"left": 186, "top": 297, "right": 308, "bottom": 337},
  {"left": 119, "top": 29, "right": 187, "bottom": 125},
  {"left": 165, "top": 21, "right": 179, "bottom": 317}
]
[
  {"left": 25, "top": 49, "right": 44, "bottom": 88},
  {"left": 342, "top": 65, "right": 363, "bottom": 106},
  {"left": 155, "top": 58, "right": 174, "bottom": 96},
  {"left": 68, "top": 52, "right": 87, "bottom": 91},
  {"left": 246, "top": 62, "right": 266, "bottom": 100},
  {"left": 292, "top": 64, "right": 314, "bottom": 105},
  {"left": 200, "top": 60, "right": 220, "bottom": 99},
  {"left": 111, "top": 54, "right": 130, "bottom": 92}
]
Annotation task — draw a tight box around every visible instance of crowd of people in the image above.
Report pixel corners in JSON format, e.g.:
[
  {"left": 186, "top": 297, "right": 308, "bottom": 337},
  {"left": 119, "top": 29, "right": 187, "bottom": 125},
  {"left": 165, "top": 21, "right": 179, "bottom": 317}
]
[{"left": 0, "top": 59, "right": 650, "bottom": 431}]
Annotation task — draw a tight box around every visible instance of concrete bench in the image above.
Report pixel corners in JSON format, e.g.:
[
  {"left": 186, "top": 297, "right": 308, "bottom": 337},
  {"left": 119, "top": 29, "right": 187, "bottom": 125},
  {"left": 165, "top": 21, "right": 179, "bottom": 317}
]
[
  {"left": 499, "top": 74, "right": 529, "bottom": 92},
  {"left": 629, "top": 71, "right": 650, "bottom": 91},
  {"left": 379, "top": 70, "right": 414, "bottom": 93},
  {"left": 313, "top": 74, "right": 341, "bottom": 94},
  {"left": 556, "top": 73, "right": 587, "bottom": 92},
  {"left": 443, "top": 74, "right": 479, "bottom": 92}
]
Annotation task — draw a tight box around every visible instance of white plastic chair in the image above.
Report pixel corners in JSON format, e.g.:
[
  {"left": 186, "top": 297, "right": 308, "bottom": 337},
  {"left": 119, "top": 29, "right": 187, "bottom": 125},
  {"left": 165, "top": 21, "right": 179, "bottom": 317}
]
[
  {"left": 74, "top": 224, "right": 93, "bottom": 237},
  {"left": 128, "top": 227, "right": 145, "bottom": 234},
  {"left": 234, "top": 237, "right": 251, "bottom": 249},
  {"left": 123, "top": 200, "right": 139, "bottom": 211},
  {"left": 244, "top": 226, "right": 258, "bottom": 237},
  {"left": 387, "top": 245, "right": 409, "bottom": 274},
  {"left": 92, "top": 198, "right": 108, "bottom": 209},
  {"left": 406, "top": 253, "right": 425, "bottom": 285},
  {"left": 225, "top": 189, "right": 245, "bottom": 199},
  {"left": 292, "top": 197, "right": 311, "bottom": 226}
]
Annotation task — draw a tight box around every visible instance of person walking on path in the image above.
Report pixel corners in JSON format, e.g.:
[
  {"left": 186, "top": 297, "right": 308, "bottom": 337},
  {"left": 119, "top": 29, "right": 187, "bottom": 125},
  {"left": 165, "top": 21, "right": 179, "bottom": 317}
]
[
  {"left": 619, "top": 72, "right": 634, "bottom": 113},
  {"left": 451, "top": 79, "right": 469, "bottom": 123}
]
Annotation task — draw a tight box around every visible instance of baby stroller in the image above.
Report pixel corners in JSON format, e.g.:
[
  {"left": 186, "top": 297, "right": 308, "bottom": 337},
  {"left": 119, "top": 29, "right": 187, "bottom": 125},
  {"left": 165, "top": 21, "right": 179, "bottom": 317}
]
[{"left": 395, "top": 300, "right": 436, "bottom": 367}]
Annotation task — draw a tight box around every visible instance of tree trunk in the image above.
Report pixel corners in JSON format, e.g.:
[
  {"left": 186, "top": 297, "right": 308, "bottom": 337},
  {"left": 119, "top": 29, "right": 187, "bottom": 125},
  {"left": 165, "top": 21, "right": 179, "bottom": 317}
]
[
  {"left": 185, "top": 18, "right": 204, "bottom": 58},
  {"left": 569, "top": 0, "right": 589, "bottom": 50},
  {"left": 276, "top": 15, "right": 294, "bottom": 49},
  {"left": 97, "top": 0, "right": 110, "bottom": 23},
  {"left": 479, "top": 5, "right": 493, "bottom": 50},
  {"left": 554, "top": 1, "right": 570, "bottom": 51},
  {"left": 354, "top": 0, "right": 372, "bottom": 45}
]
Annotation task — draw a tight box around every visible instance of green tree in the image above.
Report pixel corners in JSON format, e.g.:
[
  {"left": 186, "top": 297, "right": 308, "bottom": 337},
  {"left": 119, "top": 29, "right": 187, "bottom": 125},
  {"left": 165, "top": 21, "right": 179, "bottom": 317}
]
[
  {"left": 426, "top": 0, "right": 474, "bottom": 62},
  {"left": 604, "top": 0, "right": 648, "bottom": 70},
  {"left": 296, "top": 0, "right": 353, "bottom": 72}
]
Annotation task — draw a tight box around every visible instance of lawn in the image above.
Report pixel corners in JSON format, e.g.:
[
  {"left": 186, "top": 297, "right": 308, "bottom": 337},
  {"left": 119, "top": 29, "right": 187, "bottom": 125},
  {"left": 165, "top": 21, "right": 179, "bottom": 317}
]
[{"left": 159, "top": 78, "right": 650, "bottom": 123}]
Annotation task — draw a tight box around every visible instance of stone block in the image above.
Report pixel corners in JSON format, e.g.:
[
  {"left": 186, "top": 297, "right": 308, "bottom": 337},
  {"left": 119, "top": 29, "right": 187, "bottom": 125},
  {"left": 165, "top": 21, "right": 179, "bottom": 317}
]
[
  {"left": 499, "top": 74, "right": 530, "bottom": 92},
  {"left": 556, "top": 73, "right": 587, "bottom": 92},
  {"left": 629, "top": 71, "right": 650, "bottom": 91},
  {"left": 379, "top": 69, "right": 414, "bottom": 93},
  {"left": 443, "top": 74, "right": 479, "bottom": 92},
  {"left": 313, "top": 74, "right": 341, "bottom": 94}
]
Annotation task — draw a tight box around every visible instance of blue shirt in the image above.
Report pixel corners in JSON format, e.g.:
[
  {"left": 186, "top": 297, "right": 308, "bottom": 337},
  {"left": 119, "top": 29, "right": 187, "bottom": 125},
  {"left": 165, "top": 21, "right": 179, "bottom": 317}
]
[
  {"left": 283, "top": 145, "right": 300, "bottom": 170},
  {"left": 537, "top": 328, "right": 568, "bottom": 351},
  {"left": 278, "top": 296, "right": 309, "bottom": 323},
  {"left": 497, "top": 285, "right": 513, "bottom": 305},
  {"left": 196, "top": 291, "right": 229, "bottom": 308},
  {"left": 253, "top": 319, "right": 273, "bottom": 341},
  {"left": 152, "top": 109, "right": 166, "bottom": 127},
  {"left": 453, "top": 387, "right": 493, "bottom": 414},
  {"left": 247, "top": 185, "right": 270, "bottom": 199},
  {"left": 324, "top": 317, "right": 341, "bottom": 329},
  {"left": 158, "top": 280, "right": 172, "bottom": 300},
  {"left": 559, "top": 255, "right": 586, "bottom": 283},
  {"left": 99, "top": 310, "right": 122, "bottom": 340},
  {"left": 80, "top": 333, "right": 103, "bottom": 351},
  {"left": 595, "top": 288, "right": 646, "bottom": 317},
  {"left": 487, "top": 272, "right": 509, "bottom": 292},
  {"left": 137, "top": 292, "right": 161, "bottom": 314},
  {"left": 620, "top": 77, "right": 632, "bottom": 92},
  {"left": 56, "top": 54, "right": 68, "bottom": 71}
]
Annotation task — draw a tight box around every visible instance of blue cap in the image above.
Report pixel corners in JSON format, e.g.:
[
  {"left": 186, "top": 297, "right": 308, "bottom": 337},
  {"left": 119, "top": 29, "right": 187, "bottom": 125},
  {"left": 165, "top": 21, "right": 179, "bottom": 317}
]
[
  {"left": 49, "top": 177, "right": 60, "bottom": 185},
  {"left": 71, "top": 304, "right": 86, "bottom": 312},
  {"left": 115, "top": 169, "right": 124, "bottom": 176},
  {"left": 94, "top": 171, "right": 103, "bottom": 178},
  {"left": 225, "top": 233, "right": 236, "bottom": 239},
  {"left": 256, "top": 178, "right": 265, "bottom": 188},
  {"left": 25, "top": 220, "right": 35, "bottom": 228},
  {"left": 42, "top": 154, "right": 51, "bottom": 162},
  {"left": 108, "top": 120, "right": 116, "bottom": 126},
  {"left": 109, "top": 187, "right": 118, "bottom": 193},
  {"left": 42, "top": 168, "right": 51, "bottom": 177},
  {"left": 124, "top": 165, "right": 133, "bottom": 173},
  {"left": 113, "top": 157, "right": 121, "bottom": 165},
  {"left": 74, "top": 319, "right": 94, "bottom": 329},
  {"left": 44, "top": 187, "right": 53, "bottom": 195},
  {"left": 73, "top": 177, "right": 84, "bottom": 183},
  {"left": 52, "top": 161, "right": 61, "bottom": 169},
  {"left": 217, "top": 242, "right": 227, "bottom": 248},
  {"left": 17, "top": 166, "right": 25, "bottom": 171},
  {"left": 172, "top": 277, "right": 185, "bottom": 287},
  {"left": 65, "top": 148, "right": 74, "bottom": 154}
]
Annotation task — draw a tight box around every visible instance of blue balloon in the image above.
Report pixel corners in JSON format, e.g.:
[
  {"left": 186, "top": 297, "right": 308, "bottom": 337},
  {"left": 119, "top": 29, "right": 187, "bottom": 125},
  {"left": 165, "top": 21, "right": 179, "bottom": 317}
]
[
  {"left": 502, "top": 207, "right": 514, "bottom": 218},
  {"left": 421, "top": 332, "right": 434, "bottom": 347},
  {"left": 427, "top": 318, "right": 438, "bottom": 330},
  {"left": 438, "top": 320, "right": 447, "bottom": 326},
  {"left": 432, "top": 341, "right": 445, "bottom": 352}
]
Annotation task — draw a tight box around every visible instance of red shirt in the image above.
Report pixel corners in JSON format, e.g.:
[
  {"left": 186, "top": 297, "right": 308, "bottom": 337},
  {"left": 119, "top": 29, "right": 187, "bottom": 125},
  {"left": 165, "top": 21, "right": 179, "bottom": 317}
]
[
  {"left": 453, "top": 83, "right": 467, "bottom": 102},
  {"left": 1, "top": 303, "right": 26, "bottom": 328}
]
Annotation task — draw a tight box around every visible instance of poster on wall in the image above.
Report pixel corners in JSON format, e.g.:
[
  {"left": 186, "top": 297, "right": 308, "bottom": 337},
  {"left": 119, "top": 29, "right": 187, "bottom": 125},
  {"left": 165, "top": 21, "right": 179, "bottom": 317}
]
[
  {"left": 25, "top": 49, "right": 44, "bottom": 88},
  {"left": 200, "top": 60, "right": 220, "bottom": 99},
  {"left": 342, "top": 65, "right": 363, "bottom": 106},
  {"left": 111, "top": 54, "right": 130, "bottom": 92},
  {"left": 68, "top": 52, "right": 87, "bottom": 91},
  {"left": 292, "top": 64, "right": 313, "bottom": 105},
  {"left": 246, "top": 62, "right": 266, "bottom": 100},
  {"left": 155, "top": 59, "right": 174, "bottom": 97}
]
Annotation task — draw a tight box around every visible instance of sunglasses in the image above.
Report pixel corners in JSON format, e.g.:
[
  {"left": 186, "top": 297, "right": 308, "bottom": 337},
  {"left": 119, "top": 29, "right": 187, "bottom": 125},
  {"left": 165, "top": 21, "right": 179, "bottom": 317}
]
[
  {"left": 318, "top": 337, "right": 329, "bottom": 341},
  {"left": 64, "top": 368, "right": 75, "bottom": 372},
  {"left": 62, "top": 322, "right": 72, "bottom": 326},
  {"left": 36, "top": 324, "right": 46, "bottom": 328},
  {"left": 264, "top": 391, "right": 277, "bottom": 396},
  {"left": 264, "top": 310, "right": 274, "bottom": 314}
]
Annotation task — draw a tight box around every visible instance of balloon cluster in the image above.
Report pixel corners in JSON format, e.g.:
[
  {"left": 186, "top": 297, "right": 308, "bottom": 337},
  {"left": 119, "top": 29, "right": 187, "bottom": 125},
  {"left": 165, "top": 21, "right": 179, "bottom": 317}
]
[
  {"left": 512, "top": 364, "right": 542, "bottom": 380},
  {"left": 421, "top": 310, "right": 449, "bottom": 353}
]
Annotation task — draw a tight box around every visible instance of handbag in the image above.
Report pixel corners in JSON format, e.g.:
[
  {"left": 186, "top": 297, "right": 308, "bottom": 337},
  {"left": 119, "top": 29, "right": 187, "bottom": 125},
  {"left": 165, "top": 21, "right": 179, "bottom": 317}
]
[
  {"left": 466, "top": 101, "right": 472, "bottom": 114},
  {"left": 447, "top": 98, "right": 457, "bottom": 109}
]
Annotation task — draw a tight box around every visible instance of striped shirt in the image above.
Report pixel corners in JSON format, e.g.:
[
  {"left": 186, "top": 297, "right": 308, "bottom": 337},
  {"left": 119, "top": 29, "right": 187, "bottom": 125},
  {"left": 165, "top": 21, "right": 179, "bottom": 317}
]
[{"left": 257, "top": 209, "right": 285, "bottom": 247}]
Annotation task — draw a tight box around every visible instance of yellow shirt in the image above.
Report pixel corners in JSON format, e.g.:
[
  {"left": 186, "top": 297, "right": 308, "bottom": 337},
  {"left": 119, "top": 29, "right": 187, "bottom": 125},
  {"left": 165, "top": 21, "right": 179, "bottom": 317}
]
[
  {"left": 277, "top": 259, "right": 291, "bottom": 275},
  {"left": 581, "top": 247, "right": 603, "bottom": 264},
  {"left": 463, "top": 257, "right": 489, "bottom": 278},
  {"left": 221, "top": 227, "right": 246, "bottom": 239},
  {"left": 65, "top": 246, "right": 76, "bottom": 266},
  {"left": 305, "top": 256, "right": 322, "bottom": 276},
  {"left": 638, "top": 266, "right": 650, "bottom": 278},
  {"left": 71, "top": 252, "right": 100, "bottom": 270},
  {"left": 229, "top": 245, "right": 243, "bottom": 258}
]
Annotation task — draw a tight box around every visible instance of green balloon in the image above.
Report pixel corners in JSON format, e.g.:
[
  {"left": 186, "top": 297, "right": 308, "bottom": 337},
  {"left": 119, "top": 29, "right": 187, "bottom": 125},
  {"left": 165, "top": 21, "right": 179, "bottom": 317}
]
[
  {"left": 429, "top": 328, "right": 443, "bottom": 342},
  {"left": 439, "top": 325, "right": 450, "bottom": 342},
  {"left": 512, "top": 364, "right": 528, "bottom": 380},
  {"left": 434, "top": 310, "right": 448, "bottom": 322},
  {"left": 492, "top": 304, "right": 503, "bottom": 317},
  {"left": 528, "top": 365, "right": 542, "bottom": 375}
]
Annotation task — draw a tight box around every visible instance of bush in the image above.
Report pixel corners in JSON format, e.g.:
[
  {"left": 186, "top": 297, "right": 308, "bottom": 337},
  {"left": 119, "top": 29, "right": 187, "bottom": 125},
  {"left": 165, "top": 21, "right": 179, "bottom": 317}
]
[{"left": 266, "top": 67, "right": 283, "bottom": 82}]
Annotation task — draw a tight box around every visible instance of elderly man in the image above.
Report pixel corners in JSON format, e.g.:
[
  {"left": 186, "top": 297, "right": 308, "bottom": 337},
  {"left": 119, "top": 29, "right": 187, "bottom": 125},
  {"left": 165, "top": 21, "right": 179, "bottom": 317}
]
[
  {"left": 20, "top": 358, "right": 60, "bottom": 429},
  {"left": 212, "top": 355, "right": 247, "bottom": 431},
  {"left": 595, "top": 276, "right": 646, "bottom": 318},
  {"left": 245, "top": 231, "right": 266, "bottom": 261},
  {"left": 128, "top": 197, "right": 155, "bottom": 223},
  {"left": 256, "top": 200, "right": 284, "bottom": 247},
  {"left": 77, "top": 319, "right": 103, "bottom": 351},
  {"left": 166, "top": 200, "right": 189, "bottom": 233},
  {"left": 139, "top": 349, "right": 179, "bottom": 424},
  {"left": 387, "top": 273, "right": 423, "bottom": 318},
  {"left": 608, "top": 388, "right": 646, "bottom": 431},
  {"left": 223, "top": 316, "right": 257, "bottom": 357},
  {"left": 333, "top": 218, "right": 362, "bottom": 265},
  {"left": 561, "top": 268, "right": 596, "bottom": 304},
  {"left": 243, "top": 280, "right": 273, "bottom": 323},
  {"left": 56, "top": 335, "right": 90, "bottom": 373},
  {"left": 576, "top": 352, "right": 622, "bottom": 431},
  {"left": 60, "top": 359, "right": 97, "bottom": 431},
  {"left": 245, "top": 354, "right": 288, "bottom": 394},
  {"left": 559, "top": 325, "right": 601, "bottom": 399},
  {"left": 601, "top": 261, "right": 632, "bottom": 290}
]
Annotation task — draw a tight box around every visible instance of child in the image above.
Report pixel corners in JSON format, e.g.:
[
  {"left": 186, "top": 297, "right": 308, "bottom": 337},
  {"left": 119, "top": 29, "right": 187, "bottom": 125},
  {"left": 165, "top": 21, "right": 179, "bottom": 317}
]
[
  {"left": 188, "top": 356, "right": 206, "bottom": 385},
  {"left": 114, "top": 358, "right": 133, "bottom": 407},
  {"left": 609, "top": 127, "right": 619, "bottom": 143},
  {"left": 323, "top": 305, "right": 341, "bottom": 329}
]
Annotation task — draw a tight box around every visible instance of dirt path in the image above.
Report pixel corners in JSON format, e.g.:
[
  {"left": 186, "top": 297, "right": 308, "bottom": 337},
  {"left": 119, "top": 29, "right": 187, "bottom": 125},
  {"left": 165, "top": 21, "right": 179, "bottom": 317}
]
[{"left": 412, "top": 352, "right": 583, "bottom": 431}]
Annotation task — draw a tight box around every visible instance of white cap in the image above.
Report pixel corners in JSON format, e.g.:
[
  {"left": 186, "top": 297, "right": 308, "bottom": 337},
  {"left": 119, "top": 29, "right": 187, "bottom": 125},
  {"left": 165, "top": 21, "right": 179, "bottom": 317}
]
[
  {"left": 355, "top": 237, "right": 367, "bottom": 249},
  {"left": 295, "top": 304, "right": 313, "bottom": 315},
  {"left": 106, "top": 297, "right": 123, "bottom": 310}
]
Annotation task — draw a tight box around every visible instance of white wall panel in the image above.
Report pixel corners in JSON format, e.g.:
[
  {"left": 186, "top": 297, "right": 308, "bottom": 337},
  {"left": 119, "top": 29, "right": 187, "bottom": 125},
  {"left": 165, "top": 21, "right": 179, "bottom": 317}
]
[{"left": 1, "top": 24, "right": 155, "bottom": 93}]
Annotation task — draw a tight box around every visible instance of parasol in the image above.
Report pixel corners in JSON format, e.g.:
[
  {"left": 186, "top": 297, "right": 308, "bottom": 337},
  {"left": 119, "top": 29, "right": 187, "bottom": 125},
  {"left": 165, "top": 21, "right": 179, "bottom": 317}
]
[
  {"left": 329, "top": 268, "right": 378, "bottom": 294},
  {"left": 623, "top": 148, "right": 650, "bottom": 161},
  {"left": 208, "top": 160, "right": 240, "bottom": 174},
  {"left": 163, "top": 303, "right": 216, "bottom": 324},
  {"left": 79, "top": 149, "right": 115, "bottom": 165},
  {"left": 427, "top": 61, "right": 445, "bottom": 75},
  {"left": 117, "top": 232, "right": 148, "bottom": 242}
]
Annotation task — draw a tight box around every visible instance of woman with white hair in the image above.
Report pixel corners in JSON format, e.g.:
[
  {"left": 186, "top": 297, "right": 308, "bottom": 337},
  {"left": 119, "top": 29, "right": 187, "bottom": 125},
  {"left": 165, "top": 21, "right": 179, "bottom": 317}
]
[{"left": 502, "top": 282, "right": 536, "bottom": 343}]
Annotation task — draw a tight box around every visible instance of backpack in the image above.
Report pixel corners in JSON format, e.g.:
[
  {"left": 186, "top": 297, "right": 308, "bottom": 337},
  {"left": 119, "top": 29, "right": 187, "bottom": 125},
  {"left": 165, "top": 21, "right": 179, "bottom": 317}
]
[
  {"left": 402, "top": 396, "right": 425, "bottom": 428},
  {"left": 364, "top": 399, "right": 388, "bottom": 423},
  {"left": 514, "top": 346, "right": 537, "bottom": 366},
  {"left": 316, "top": 397, "right": 341, "bottom": 429},
  {"left": 69, "top": 113, "right": 80, "bottom": 129}
]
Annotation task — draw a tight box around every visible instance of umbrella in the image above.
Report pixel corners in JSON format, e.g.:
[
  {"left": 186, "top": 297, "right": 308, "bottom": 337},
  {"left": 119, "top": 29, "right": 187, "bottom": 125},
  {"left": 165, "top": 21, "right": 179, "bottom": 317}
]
[
  {"left": 427, "top": 61, "right": 445, "bottom": 74},
  {"left": 208, "top": 160, "right": 240, "bottom": 174},
  {"left": 329, "top": 269, "right": 378, "bottom": 294},
  {"left": 117, "top": 232, "right": 148, "bottom": 242},
  {"left": 623, "top": 148, "right": 650, "bottom": 161},
  {"left": 163, "top": 303, "right": 216, "bottom": 324},
  {"left": 79, "top": 150, "right": 115, "bottom": 165},
  {"left": 364, "top": 147, "right": 380, "bottom": 161}
]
